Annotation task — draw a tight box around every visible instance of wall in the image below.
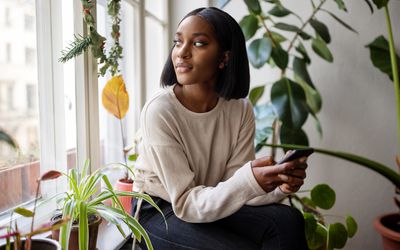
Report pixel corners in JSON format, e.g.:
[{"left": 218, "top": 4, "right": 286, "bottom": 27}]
[{"left": 170, "top": 1, "right": 400, "bottom": 249}]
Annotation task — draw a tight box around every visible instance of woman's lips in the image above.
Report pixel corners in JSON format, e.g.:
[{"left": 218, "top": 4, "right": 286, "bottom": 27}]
[{"left": 175, "top": 62, "right": 193, "bottom": 73}]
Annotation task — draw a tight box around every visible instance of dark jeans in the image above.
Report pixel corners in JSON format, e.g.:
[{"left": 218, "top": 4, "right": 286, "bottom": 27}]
[{"left": 132, "top": 197, "right": 308, "bottom": 250}]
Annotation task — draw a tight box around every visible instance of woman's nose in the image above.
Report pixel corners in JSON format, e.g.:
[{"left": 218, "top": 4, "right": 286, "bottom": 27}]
[{"left": 177, "top": 43, "right": 191, "bottom": 59}]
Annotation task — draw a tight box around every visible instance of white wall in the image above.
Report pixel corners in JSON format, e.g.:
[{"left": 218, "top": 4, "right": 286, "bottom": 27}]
[{"left": 170, "top": 1, "right": 400, "bottom": 249}]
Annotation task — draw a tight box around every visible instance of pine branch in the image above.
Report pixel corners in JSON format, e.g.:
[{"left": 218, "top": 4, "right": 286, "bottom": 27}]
[{"left": 59, "top": 35, "right": 92, "bottom": 63}]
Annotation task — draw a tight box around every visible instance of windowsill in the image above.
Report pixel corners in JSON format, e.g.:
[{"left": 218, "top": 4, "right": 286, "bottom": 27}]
[{"left": 97, "top": 220, "right": 131, "bottom": 250}]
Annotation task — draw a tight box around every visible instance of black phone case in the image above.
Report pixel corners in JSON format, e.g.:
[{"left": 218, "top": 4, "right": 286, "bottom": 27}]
[{"left": 276, "top": 148, "right": 314, "bottom": 164}]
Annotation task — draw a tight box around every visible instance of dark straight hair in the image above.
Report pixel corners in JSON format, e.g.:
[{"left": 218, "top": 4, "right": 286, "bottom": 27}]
[{"left": 160, "top": 7, "right": 250, "bottom": 100}]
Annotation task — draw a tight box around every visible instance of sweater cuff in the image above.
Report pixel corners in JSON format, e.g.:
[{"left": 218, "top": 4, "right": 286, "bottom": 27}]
[
  {"left": 274, "top": 186, "right": 289, "bottom": 200},
  {"left": 240, "top": 161, "right": 266, "bottom": 196}
]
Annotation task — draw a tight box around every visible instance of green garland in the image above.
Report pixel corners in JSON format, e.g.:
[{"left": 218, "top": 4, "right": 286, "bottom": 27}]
[{"left": 59, "top": 0, "right": 122, "bottom": 77}]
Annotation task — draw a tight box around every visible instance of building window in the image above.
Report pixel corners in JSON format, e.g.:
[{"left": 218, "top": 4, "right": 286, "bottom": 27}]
[
  {"left": 6, "top": 43, "right": 11, "bottom": 63},
  {"left": 7, "top": 85, "right": 14, "bottom": 110},
  {"left": 24, "top": 14, "right": 34, "bottom": 31},
  {"left": 5, "top": 7, "right": 10, "bottom": 27},
  {"left": 25, "top": 48, "right": 35, "bottom": 65},
  {"left": 26, "top": 84, "right": 36, "bottom": 110}
]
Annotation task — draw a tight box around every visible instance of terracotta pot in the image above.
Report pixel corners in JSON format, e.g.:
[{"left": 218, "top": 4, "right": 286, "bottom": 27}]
[
  {"left": 51, "top": 214, "right": 102, "bottom": 250},
  {"left": 374, "top": 213, "right": 400, "bottom": 250},
  {"left": 114, "top": 178, "right": 134, "bottom": 213},
  {"left": 0, "top": 238, "right": 61, "bottom": 250}
]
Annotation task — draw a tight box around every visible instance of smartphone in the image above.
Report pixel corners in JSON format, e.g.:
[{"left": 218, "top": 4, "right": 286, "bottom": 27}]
[{"left": 276, "top": 148, "right": 314, "bottom": 165}]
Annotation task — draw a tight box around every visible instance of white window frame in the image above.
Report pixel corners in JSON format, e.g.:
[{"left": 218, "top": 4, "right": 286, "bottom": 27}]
[{"left": 0, "top": 0, "right": 170, "bottom": 236}]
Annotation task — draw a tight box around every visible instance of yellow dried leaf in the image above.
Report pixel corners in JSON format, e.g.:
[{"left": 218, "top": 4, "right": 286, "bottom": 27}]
[{"left": 102, "top": 75, "right": 129, "bottom": 119}]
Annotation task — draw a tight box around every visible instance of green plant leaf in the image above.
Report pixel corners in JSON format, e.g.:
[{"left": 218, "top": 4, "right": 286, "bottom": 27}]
[
  {"left": 363, "top": 0, "right": 374, "bottom": 13},
  {"left": 311, "top": 184, "right": 336, "bottom": 209},
  {"left": 322, "top": 10, "right": 358, "bottom": 34},
  {"left": 334, "top": 0, "right": 347, "bottom": 11},
  {"left": 264, "top": 31, "right": 287, "bottom": 43},
  {"left": 280, "top": 125, "right": 309, "bottom": 146},
  {"left": 275, "top": 22, "right": 301, "bottom": 32},
  {"left": 268, "top": 5, "right": 291, "bottom": 17},
  {"left": 312, "top": 38, "right": 333, "bottom": 62},
  {"left": 307, "top": 223, "right": 327, "bottom": 250},
  {"left": 248, "top": 38, "right": 272, "bottom": 68},
  {"left": 249, "top": 85, "right": 265, "bottom": 106},
  {"left": 328, "top": 223, "right": 348, "bottom": 249},
  {"left": 78, "top": 202, "right": 89, "bottom": 250},
  {"left": 128, "top": 153, "right": 139, "bottom": 162},
  {"left": 310, "top": 18, "right": 331, "bottom": 43},
  {"left": 301, "top": 197, "right": 316, "bottom": 209},
  {"left": 271, "top": 78, "right": 309, "bottom": 129},
  {"left": 274, "top": 23, "right": 311, "bottom": 40},
  {"left": 271, "top": 45, "right": 289, "bottom": 70},
  {"left": 346, "top": 215, "right": 358, "bottom": 238},
  {"left": 295, "top": 42, "right": 311, "bottom": 64},
  {"left": 14, "top": 207, "right": 34, "bottom": 217},
  {"left": 254, "top": 104, "right": 276, "bottom": 151},
  {"left": 372, "top": 0, "right": 389, "bottom": 9},
  {"left": 239, "top": 15, "right": 259, "bottom": 41},
  {"left": 264, "top": 144, "right": 400, "bottom": 189},
  {"left": 366, "top": 35, "right": 400, "bottom": 81},
  {"left": 293, "top": 57, "right": 315, "bottom": 88},
  {"left": 0, "top": 129, "right": 17, "bottom": 149},
  {"left": 304, "top": 212, "right": 318, "bottom": 236},
  {"left": 244, "top": 0, "right": 262, "bottom": 14}
]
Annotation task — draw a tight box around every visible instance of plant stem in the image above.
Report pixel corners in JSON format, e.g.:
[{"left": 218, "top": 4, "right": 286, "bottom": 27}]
[
  {"left": 286, "top": 0, "right": 326, "bottom": 55},
  {"left": 258, "top": 15, "right": 279, "bottom": 47},
  {"left": 30, "top": 181, "right": 41, "bottom": 233},
  {"left": 384, "top": 5, "right": 400, "bottom": 153}
]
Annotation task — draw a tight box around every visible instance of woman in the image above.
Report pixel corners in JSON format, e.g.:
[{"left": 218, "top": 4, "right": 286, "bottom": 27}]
[{"left": 132, "top": 7, "right": 309, "bottom": 250}]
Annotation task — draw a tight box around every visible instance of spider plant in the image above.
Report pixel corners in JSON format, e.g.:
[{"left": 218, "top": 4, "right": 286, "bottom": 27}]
[{"left": 57, "top": 160, "right": 163, "bottom": 250}]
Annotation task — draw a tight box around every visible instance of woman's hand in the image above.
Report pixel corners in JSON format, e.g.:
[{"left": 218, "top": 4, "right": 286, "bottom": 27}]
[{"left": 251, "top": 155, "right": 308, "bottom": 194}]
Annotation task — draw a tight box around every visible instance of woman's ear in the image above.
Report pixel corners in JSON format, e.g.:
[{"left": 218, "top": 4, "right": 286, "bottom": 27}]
[{"left": 219, "top": 51, "right": 231, "bottom": 69}]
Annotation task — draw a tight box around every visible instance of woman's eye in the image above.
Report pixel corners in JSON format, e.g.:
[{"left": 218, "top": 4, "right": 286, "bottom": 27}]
[
  {"left": 173, "top": 39, "right": 182, "bottom": 46},
  {"left": 193, "top": 41, "right": 206, "bottom": 47}
]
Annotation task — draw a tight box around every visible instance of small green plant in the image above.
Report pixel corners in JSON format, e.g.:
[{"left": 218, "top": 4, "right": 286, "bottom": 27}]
[
  {"left": 56, "top": 160, "right": 163, "bottom": 250},
  {"left": 0, "top": 170, "right": 68, "bottom": 250},
  {"left": 0, "top": 129, "right": 18, "bottom": 149},
  {"left": 288, "top": 184, "right": 357, "bottom": 250}
]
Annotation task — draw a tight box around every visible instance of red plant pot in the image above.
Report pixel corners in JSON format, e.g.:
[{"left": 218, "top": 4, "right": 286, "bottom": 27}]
[
  {"left": 114, "top": 178, "right": 134, "bottom": 213},
  {"left": 374, "top": 213, "right": 400, "bottom": 250}
]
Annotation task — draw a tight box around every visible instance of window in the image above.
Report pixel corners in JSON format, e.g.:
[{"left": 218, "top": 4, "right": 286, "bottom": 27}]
[
  {"left": 96, "top": 0, "right": 169, "bottom": 184},
  {"left": 4, "top": 7, "right": 10, "bottom": 27},
  {"left": 6, "top": 43, "right": 11, "bottom": 63},
  {"left": 0, "top": 0, "right": 169, "bottom": 233},
  {"left": 26, "top": 84, "right": 36, "bottom": 110},
  {"left": 25, "top": 48, "right": 35, "bottom": 65},
  {"left": 24, "top": 14, "right": 34, "bottom": 31}
]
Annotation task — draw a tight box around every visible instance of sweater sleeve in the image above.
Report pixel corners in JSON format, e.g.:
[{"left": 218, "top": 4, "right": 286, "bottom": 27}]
[
  {"left": 141, "top": 100, "right": 266, "bottom": 223},
  {"left": 222, "top": 100, "right": 288, "bottom": 206}
]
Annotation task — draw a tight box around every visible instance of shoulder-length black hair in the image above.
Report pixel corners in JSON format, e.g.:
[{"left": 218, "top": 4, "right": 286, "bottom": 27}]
[{"left": 160, "top": 7, "right": 250, "bottom": 100}]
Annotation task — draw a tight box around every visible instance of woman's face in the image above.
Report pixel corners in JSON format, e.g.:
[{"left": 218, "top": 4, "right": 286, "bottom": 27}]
[{"left": 172, "top": 15, "right": 222, "bottom": 87}]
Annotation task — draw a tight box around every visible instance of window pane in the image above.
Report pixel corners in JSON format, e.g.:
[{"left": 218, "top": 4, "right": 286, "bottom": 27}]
[
  {"left": 0, "top": 0, "right": 40, "bottom": 213},
  {"left": 145, "top": 16, "right": 165, "bottom": 100},
  {"left": 96, "top": 0, "right": 136, "bottom": 182},
  {"left": 145, "top": 0, "right": 165, "bottom": 21},
  {"left": 62, "top": 0, "right": 77, "bottom": 170}
]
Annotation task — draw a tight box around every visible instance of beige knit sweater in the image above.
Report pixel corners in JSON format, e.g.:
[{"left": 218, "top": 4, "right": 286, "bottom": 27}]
[{"left": 133, "top": 85, "right": 287, "bottom": 223}]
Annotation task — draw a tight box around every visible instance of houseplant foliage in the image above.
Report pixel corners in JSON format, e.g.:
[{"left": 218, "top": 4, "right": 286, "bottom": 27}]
[
  {"left": 263, "top": 0, "right": 400, "bottom": 245},
  {"left": 235, "top": 0, "right": 359, "bottom": 150},
  {"left": 55, "top": 160, "right": 163, "bottom": 250},
  {"left": 288, "top": 184, "right": 357, "bottom": 250},
  {"left": 0, "top": 128, "right": 18, "bottom": 149},
  {"left": 0, "top": 170, "right": 68, "bottom": 250}
]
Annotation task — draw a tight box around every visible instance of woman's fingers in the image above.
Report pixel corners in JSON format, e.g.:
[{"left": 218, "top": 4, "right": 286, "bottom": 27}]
[{"left": 251, "top": 156, "right": 275, "bottom": 168}]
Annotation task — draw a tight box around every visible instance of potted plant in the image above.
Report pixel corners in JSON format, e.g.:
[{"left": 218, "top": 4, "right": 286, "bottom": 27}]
[
  {"left": 259, "top": 0, "right": 400, "bottom": 248},
  {"left": 0, "top": 170, "right": 68, "bottom": 250},
  {"left": 51, "top": 160, "right": 163, "bottom": 250}
]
